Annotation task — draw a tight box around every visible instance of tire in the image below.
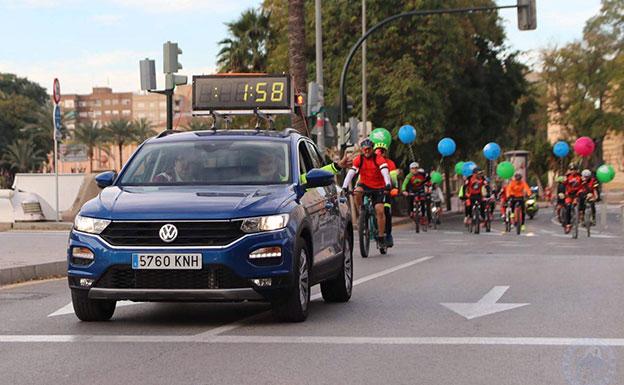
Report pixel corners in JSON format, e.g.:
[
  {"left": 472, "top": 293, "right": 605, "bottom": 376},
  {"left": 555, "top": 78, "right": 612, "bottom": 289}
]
[
  {"left": 505, "top": 214, "right": 511, "bottom": 233},
  {"left": 358, "top": 210, "right": 370, "bottom": 258},
  {"left": 528, "top": 213, "right": 535, "bottom": 220},
  {"left": 321, "top": 230, "right": 353, "bottom": 303},
  {"left": 473, "top": 206, "right": 480, "bottom": 235},
  {"left": 414, "top": 206, "right": 420, "bottom": 234},
  {"left": 515, "top": 206, "right": 522, "bottom": 235},
  {"left": 485, "top": 212, "right": 491, "bottom": 232},
  {"left": 71, "top": 288, "right": 116, "bottom": 322},
  {"left": 585, "top": 208, "right": 592, "bottom": 238},
  {"left": 272, "top": 237, "right": 310, "bottom": 322},
  {"left": 572, "top": 204, "right": 579, "bottom": 239}
]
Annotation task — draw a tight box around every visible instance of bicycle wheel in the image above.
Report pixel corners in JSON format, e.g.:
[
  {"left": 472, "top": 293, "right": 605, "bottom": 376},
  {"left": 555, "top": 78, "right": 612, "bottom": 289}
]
[
  {"left": 505, "top": 208, "right": 511, "bottom": 232},
  {"left": 473, "top": 205, "right": 480, "bottom": 235},
  {"left": 414, "top": 202, "right": 420, "bottom": 234},
  {"left": 422, "top": 202, "right": 429, "bottom": 232},
  {"left": 585, "top": 206, "right": 591, "bottom": 238},
  {"left": 515, "top": 206, "right": 522, "bottom": 235},
  {"left": 358, "top": 209, "right": 370, "bottom": 258},
  {"left": 572, "top": 204, "right": 579, "bottom": 239}
]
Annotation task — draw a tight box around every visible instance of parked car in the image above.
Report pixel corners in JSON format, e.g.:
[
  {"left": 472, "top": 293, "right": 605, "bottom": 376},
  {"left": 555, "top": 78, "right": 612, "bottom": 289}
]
[{"left": 67, "top": 129, "right": 353, "bottom": 322}]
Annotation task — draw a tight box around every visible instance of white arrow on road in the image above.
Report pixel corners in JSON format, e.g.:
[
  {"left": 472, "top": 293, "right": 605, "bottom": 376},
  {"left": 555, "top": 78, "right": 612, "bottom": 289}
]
[
  {"left": 441, "top": 286, "right": 529, "bottom": 320},
  {"left": 48, "top": 301, "right": 142, "bottom": 317}
]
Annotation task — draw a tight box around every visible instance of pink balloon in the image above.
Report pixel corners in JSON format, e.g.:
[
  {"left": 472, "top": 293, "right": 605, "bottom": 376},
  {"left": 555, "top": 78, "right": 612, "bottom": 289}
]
[{"left": 574, "top": 136, "right": 595, "bottom": 157}]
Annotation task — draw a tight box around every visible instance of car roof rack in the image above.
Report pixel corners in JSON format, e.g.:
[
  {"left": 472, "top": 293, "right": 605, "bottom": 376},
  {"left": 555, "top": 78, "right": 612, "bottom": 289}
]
[{"left": 156, "top": 129, "right": 183, "bottom": 138}]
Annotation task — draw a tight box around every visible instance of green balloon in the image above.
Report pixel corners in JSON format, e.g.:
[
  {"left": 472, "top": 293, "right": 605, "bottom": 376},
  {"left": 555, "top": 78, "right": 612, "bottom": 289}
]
[
  {"left": 455, "top": 162, "right": 465, "bottom": 176},
  {"left": 370, "top": 128, "right": 392, "bottom": 146},
  {"left": 496, "top": 161, "right": 515, "bottom": 180},
  {"left": 596, "top": 164, "right": 616, "bottom": 183},
  {"left": 430, "top": 171, "right": 443, "bottom": 185}
]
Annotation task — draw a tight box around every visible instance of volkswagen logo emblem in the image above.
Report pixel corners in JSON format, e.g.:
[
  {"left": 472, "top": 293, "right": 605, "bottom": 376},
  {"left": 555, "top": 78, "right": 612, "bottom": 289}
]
[{"left": 159, "top": 224, "right": 178, "bottom": 243}]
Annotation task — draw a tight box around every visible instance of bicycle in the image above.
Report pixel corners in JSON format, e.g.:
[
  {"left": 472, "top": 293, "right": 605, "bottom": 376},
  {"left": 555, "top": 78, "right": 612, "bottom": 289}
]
[
  {"left": 467, "top": 196, "right": 482, "bottom": 234},
  {"left": 564, "top": 194, "right": 580, "bottom": 239},
  {"left": 580, "top": 193, "right": 593, "bottom": 238},
  {"left": 504, "top": 203, "right": 512, "bottom": 233},
  {"left": 509, "top": 197, "right": 524, "bottom": 235},
  {"left": 408, "top": 192, "right": 430, "bottom": 233},
  {"left": 431, "top": 201, "right": 442, "bottom": 230},
  {"left": 357, "top": 190, "right": 388, "bottom": 257},
  {"left": 483, "top": 196, "right": 496, "bottom": 233}
]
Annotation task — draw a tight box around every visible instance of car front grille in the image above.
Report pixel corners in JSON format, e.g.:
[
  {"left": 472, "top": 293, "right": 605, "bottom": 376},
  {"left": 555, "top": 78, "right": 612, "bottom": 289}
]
[
  {"left": 100, "top": 221, "right": 246, "bottom": 247},
  {"left": 94, "top": 264, "right": 250, "bottom": 289}
]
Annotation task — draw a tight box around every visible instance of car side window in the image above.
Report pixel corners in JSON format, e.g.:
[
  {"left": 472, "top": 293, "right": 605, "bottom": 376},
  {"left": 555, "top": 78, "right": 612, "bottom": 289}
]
[
  {"left": 298, "top": 141, "right": 315, "bottom": 174},
  {"left": 305, "top": 142, "right": 323, "bottom": 169}
]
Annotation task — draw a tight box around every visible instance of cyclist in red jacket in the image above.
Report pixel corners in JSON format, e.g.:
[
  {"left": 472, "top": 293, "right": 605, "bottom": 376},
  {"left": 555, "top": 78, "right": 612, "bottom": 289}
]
[
  {"left": 342, "top": 138, "right": 392, "bottom": 245},
  {"left": 563, "top": 163, "right": 583, "bottom": 233}
]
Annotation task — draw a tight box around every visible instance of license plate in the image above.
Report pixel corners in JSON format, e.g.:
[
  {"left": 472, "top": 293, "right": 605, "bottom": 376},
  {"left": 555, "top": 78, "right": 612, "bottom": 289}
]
[{"left": 131, "top": 253, "right": 202, "bottom": 270}]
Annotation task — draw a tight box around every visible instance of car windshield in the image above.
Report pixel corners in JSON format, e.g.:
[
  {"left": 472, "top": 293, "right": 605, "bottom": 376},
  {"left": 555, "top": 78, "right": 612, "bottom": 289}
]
[{"left": 119, "top": 139, "right": 291, "bottom": 186}]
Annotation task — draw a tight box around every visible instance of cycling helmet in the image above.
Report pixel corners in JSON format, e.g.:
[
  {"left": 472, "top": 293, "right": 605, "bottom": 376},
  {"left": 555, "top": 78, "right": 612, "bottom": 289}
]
[
  {"left": 581, "top": 169, "right": 592, "bottom": 178},
  {"left": 568, "top": 162, "right": 578, "bottom": 171},
  {"left": 360, "top": 138, "right": 373, "bottom": 148},
  {"left": 409, "top": 162, "right": 419, "bottom": 169},
  {"left": 373, "top": 141, "right": 388, "bottom": 150}
]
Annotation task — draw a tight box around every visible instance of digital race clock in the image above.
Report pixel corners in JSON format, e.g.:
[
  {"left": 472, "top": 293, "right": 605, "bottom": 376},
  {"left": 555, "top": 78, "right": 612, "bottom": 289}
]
[{"left": 192, "top": 74, "right": 293, "bottom": 114}]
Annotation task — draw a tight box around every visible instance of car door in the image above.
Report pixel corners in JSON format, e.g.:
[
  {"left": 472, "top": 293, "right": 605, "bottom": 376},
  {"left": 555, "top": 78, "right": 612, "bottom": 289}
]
[
  {"left": 297, "top": 141, "right": 328, "bottom": 270},
  {"left": 305, "top": 141, "right": 340, "bottom": 258}
]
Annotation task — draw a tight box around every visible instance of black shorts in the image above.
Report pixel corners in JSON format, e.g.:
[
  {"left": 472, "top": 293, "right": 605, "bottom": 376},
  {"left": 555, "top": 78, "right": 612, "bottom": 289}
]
[{"left": 357, "top": 183, "right": 386, "bottom": 205}]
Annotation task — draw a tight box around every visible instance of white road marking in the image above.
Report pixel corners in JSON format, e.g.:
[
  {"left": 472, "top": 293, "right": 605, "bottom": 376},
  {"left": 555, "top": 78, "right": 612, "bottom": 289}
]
[
  {"left": 3, "top": 334, "right": 624, "bottom": 347},
  {"left": 441, "top": 286, "right": 529, "bottom": 320},
  {"left": 196, "top": 256, "right": 435, "bottom": 337},
  {"left": 49, "top": 300, "right": 143, "bottom": 317}
]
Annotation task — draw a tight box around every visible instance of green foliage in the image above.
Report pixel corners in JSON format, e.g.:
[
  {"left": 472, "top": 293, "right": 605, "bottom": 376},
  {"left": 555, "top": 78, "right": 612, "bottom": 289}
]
[
  {"left": 72, "top": 121, "right": 108, "bottom": 172},
  {"left": 132, "top": 118, "right": 156, "bottom": 142},
  {"left": 217, "top": 8, "right": 272, "bottom": 72},
  {"left": 1, "top": 138, "right": 45, "bottom": 173},
  {"left": 542, "top": 0, "right": 624, "bottom": 165},
  {"left": 103, "top": 119, "right": 133, "bottom": 170},
  {"left": 259, "top": 0, "right": 535, "bottom": 169}
]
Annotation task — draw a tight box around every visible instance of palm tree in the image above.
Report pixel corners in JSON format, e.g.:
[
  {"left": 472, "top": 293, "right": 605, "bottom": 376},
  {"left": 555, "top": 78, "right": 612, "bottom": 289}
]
[
  {"left": 182, "top": 117, "right": 212, "bottom": 131},
  {"left": 1, "top": 138, "right": 45, "bottom": 173},
  {"left": 103, "top": 119, "right": 133, "bottom": 171},
  {"left": 132, "top": 118, "right": 156, "bottom": 142},
  {"left": 72, "top": 121, "right": 107, "bottom": 172},
  {"left": 288, "top": 0, "right": 307, "bottom": 134},
  {"left": 217, "top": 8, "right": 271, "bottom": 72}
]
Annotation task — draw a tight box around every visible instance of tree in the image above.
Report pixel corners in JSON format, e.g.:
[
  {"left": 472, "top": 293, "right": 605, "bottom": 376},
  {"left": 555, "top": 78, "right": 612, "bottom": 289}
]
[
  {"left": 104, "top": 119, "right": 133, "bottom": 171},
  {"left": 217, "top": 8, "right": 272, "bottom": 72},
  {"left": 1, "top": 138, "right": 45, "bottom": 173},
  {"left": 72, "top": 121, "right": 107, "bottom": 172},
  {"left": 132, "top": 118, "right": 156, "bottom": 142},
  {"left": 541, "top": 0, "right": 624, "bottom": 166},
  {"left": 287, "top": 0, "right": 307, "bottom": 134},
  {"left": 182, "top": 117, "right": 212, "bottom": 131}
]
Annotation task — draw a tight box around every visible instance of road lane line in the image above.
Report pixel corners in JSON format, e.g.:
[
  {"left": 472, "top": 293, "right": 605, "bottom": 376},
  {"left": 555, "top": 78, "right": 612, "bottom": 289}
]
[
  {"left": 4, "top": 335, "right": 624, "bottom": 347},
  {"left": 196, "top": 256, "right": 435, "bottom": 337}
]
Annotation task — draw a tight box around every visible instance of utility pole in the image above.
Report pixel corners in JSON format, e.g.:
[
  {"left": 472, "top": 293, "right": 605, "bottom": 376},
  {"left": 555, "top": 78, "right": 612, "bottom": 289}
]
[
  {"left": 361, "top": 0, "right": 367, "bottom": 138},
  {"left": 314, "top": 0, "right": 325, "bottom": 153}
]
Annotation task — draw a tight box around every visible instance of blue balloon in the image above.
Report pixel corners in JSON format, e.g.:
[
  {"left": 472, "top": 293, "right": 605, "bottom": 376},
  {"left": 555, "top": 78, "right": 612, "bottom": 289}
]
[
  {"left": 553, "top": 141, "right": 570, "bottom": 158},
  {"left": 398, "top": 125, "right": 417, "bottom": 144},
  {"left": 437, "top": 137, "right": 456, "bottom": 157},
  {"left": 462, "top": 161, "right": 477, "bottom": 177},
  {"left": 483, "top": 142, "right": 501, "bottom": 160}
]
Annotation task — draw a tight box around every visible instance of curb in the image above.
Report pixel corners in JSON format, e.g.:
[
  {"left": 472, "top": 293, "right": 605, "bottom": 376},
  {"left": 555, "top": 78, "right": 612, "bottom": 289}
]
[
  {"left": 0, "top": 261, "right": 66, "bottom": 287},
  {"left": 1, "top": 222, "right": 73, "bottom": 232}
]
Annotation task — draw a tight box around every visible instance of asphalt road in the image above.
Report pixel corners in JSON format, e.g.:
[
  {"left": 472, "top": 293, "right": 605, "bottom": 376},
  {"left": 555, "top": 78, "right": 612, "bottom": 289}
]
[{"left": 1, "top": 208, "right": 623, "bottom": 385}]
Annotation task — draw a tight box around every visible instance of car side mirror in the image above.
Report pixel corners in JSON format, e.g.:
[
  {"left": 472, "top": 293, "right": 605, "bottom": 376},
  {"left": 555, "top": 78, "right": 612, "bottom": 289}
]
[
  {"left": 95, "top": 171, "right": 117, "bottom": 188},
  {"left": 304, "top": 168, "right": 334, "bottom": 188}
]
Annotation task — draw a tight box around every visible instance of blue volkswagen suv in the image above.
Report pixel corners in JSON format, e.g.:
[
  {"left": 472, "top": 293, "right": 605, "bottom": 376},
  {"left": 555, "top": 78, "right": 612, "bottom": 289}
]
[{"left": 67, "top": 129, "right": 353, "bottom": 322}]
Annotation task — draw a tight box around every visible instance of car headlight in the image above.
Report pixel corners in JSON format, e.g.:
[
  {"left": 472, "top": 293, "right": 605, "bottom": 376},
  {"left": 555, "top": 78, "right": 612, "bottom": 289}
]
[
  {"left": 241, "top": 214, "right": 289, "bottom": 233},
  {"left": 74, "top": 215, "right": 111, "bottom": 234}
]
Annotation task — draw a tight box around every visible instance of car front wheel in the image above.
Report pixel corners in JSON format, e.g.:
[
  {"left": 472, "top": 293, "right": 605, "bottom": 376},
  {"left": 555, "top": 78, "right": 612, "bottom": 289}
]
[
  {"left": 71, "top": 288, "right": 116, "bottom": 322},
  {"left": 272, "top": 237, "right": 310, "bottom": 322}
]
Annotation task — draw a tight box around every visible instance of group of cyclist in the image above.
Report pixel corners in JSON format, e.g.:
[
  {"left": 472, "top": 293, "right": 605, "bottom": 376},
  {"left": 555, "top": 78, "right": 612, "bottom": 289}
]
[
  {"left": 555, "top": 163, "right": 600, "bottom": 233},
  {"left": 339, "top": 135, "right": 603, "bottom": 249}
]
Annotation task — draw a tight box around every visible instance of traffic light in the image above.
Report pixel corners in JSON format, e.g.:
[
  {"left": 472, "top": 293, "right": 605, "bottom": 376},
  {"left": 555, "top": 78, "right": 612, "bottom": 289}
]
[
  {"left": 139, "top": 58, "right": 156, "bottom": 91},
  {"left": 165, "top": 73, "right": 188, "bottom": 90},
  {"left": 307, "top": 81, "right": 323, "bottom": 116},
  {"left": 163, "top": 41, "right": 183, "bottom": 73},
  {"left": 517, "top": 0, "right": 536, "bottom": 31},
  {"left": 294, "top": 92, "right": 306, "bottom": 115}
]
